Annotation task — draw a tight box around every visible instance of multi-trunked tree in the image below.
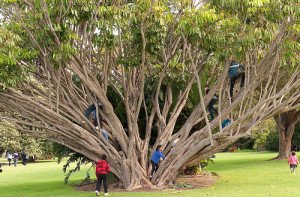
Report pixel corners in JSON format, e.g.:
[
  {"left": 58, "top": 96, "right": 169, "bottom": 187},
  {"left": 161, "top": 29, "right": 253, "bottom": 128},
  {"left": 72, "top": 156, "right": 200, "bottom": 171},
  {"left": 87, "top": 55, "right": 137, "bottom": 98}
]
[{"left": 0, "top": 0, "right": 300, "bottom": 190}]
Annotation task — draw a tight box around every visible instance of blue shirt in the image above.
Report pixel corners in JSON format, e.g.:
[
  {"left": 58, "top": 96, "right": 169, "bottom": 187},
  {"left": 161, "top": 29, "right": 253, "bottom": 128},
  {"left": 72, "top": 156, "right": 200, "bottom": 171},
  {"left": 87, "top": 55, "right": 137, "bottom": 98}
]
[
  {"left": 222, "top": 119, "right": 231, "bottom": 129},
  {"left": 228, "top": 64, "right": 240, "bottom": 79},
  {"left": 151, "top": 150, "right": 165, "bottom": 164}
]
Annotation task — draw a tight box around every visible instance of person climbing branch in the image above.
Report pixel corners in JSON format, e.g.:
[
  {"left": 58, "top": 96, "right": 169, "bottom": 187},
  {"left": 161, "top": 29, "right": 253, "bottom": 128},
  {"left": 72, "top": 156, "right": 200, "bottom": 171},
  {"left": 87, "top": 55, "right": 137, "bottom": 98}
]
[
  {"left": 83, "top": 102, "right": 108, "bottom": 140},
  {"left": 205, "top": 85, "right": 218, "bottom": 120},
  {"left": 84, "top": 102, "right": 103, "bottom": 127},
  {"left": 228, "top": 60, "right": 245, "bottom": 99},
  {"left": 150, "top": 145, "right": 165, "bottom": 178},
  {"left": 97, "top": 121, "right": 109, "bottom": 140},
  {"left": 222, "top": 117, "right": 231, "bottom": 129}
]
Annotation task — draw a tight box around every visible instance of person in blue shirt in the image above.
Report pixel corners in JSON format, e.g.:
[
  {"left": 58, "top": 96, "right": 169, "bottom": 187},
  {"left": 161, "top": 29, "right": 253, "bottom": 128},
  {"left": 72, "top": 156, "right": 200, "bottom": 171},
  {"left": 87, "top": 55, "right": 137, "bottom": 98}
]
[
  {"left": 205, "top": 85, "right": 218, "bottom": 120},
  {"left": 228, "top": 60, "right": 245, "bottom": 99},
  {"left": 83, "top": 103, "right": 109, "bottom": 141},
  {"left": 150, "top": 145, "right": 165, "bottom": 178},
  {"left": 222, "top": 118, "right": 231, "bottom": 129},
  {"left": 83, "top": 102, "right": 103, "bottom": 128}
]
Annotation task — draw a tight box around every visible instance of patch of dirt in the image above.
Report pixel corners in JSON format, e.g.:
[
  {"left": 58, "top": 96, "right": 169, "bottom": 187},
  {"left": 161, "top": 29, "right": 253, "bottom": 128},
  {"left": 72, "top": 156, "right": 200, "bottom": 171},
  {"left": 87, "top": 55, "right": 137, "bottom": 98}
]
[
  {"left": 75, "top": 180, "right": 128, "bottom": 192},
  {"left": 76, "top": 172, "right": 218, "bottom": 192},
  {"left": 175, "top": 172, "right": 218, "bottom": 189}
]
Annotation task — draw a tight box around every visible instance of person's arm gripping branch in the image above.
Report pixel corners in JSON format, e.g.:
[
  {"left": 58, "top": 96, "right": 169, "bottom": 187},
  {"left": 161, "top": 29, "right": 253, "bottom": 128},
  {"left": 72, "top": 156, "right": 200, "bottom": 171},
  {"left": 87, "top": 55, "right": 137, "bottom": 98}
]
[{"left": 159, "top": 151, "right": 165, "bottom": 160}]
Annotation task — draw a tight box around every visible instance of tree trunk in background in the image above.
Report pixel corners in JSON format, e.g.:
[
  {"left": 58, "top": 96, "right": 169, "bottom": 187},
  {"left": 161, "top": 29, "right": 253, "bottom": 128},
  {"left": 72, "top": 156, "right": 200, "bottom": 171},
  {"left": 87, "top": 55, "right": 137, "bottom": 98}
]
[{"left": 274, "top": 110, "right": 300, "bottom": 159}]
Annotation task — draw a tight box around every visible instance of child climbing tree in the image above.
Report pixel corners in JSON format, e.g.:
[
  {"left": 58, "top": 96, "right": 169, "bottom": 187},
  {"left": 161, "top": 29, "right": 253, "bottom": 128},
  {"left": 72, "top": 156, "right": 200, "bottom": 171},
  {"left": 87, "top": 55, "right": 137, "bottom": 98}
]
[{"left": 0, "top": 0, "right": 300, "bottom": 190}]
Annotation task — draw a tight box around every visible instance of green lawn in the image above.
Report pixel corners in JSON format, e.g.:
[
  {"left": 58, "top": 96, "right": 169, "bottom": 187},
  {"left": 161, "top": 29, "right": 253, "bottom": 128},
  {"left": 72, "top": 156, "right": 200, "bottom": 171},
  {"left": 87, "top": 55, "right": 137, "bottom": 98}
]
[{"left": 0, "top": 152, "right": 298, "bottom": 197}]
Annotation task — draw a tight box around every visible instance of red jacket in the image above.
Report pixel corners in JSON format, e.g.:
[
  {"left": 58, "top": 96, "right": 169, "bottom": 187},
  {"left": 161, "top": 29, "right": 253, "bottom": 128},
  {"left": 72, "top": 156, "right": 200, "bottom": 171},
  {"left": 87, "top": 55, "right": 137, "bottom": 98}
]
[{"left": 96, "top": 160, "right": 110, "bottom": 175}]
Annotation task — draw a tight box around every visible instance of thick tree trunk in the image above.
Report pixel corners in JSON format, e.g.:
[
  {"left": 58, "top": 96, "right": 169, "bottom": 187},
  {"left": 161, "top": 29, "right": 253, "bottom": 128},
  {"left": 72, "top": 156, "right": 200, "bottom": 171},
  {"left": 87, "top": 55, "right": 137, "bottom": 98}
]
[
  {"left": 277, "top": 129, "right": 292, "bottom": 159},
  {"left": 274, "top": 110, "right": 300, "bottom": 159}
]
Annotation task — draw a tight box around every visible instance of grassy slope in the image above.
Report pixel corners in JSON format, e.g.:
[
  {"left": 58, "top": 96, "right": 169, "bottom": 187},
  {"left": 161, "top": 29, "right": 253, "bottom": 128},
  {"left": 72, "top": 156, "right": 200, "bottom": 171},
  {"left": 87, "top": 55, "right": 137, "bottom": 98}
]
[{"left": 0, "top": 152, "right": 298, "bottom": 197}]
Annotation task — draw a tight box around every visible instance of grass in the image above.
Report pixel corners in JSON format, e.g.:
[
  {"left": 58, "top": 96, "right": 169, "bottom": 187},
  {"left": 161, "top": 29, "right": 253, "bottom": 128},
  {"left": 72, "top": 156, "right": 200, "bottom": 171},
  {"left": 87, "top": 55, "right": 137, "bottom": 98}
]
[{"left": 0, "top": 151, "right": 298, "bottom": 197}]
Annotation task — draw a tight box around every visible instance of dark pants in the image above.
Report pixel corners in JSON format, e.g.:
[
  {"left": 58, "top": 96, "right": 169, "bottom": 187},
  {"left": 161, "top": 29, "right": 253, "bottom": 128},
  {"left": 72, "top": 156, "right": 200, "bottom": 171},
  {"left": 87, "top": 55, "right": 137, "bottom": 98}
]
[
  {"left": 208, "top": 100, "right": 218, "bottom": 120},
  {"left": 96, "top": 174, "right": 108, "bottom": 193},
  {"left": 151, "top": 160, "right": 159, "bottom": 176},
  {"left": 8, "top": 159, "right": 11, "bottom": 166},
  {"left": 230, "top": 73, "right": 245, "bottom": 99},
  {"left": 290, "top": 164, "right": 297, "bottom": 173},
  {"left": 22, "top": 158, "right": 26, "bottom": 165}
]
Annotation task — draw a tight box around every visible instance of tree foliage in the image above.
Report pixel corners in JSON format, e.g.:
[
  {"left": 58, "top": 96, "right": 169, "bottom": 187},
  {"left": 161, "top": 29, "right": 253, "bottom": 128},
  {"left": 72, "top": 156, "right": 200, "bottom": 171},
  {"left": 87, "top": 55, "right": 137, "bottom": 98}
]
[{"left": 0, "top": 123, "right": 46, "bottom": 158}]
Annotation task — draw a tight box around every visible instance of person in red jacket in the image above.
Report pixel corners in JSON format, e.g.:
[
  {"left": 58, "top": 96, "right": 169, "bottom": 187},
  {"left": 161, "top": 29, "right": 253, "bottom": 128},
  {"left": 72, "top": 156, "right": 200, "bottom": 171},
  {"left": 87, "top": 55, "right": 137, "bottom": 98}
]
[{"left": 95, "top": 154, "right": 110, "bottom": 196}]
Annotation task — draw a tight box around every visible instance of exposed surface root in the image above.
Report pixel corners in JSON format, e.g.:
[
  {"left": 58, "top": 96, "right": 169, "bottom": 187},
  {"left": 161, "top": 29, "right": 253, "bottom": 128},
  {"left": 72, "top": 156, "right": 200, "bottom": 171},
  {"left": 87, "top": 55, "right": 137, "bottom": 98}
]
[{"left": 76, "top": 172, "right": 218, "bottom": 192}]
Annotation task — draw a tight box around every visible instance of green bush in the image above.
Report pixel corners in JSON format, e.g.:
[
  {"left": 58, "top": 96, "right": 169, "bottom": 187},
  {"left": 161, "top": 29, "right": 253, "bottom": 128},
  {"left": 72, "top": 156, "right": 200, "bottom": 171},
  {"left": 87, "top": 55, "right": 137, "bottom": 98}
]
[
  {"left": 236, "top": 118, "right": 279, "bottom": 152},
  {"left": 292, "top": 122, "right": 300, "bottom": 151},
  {"left": 265, "top": 130, "right": 279, "bottom": 152},
  {"left": 236, "top": 137, "right": 255, "bottom": 150},
  {"left": 252, "top": 118, "right": 278, "bottom": 152},
  {"left": 253, "top": 132, "right": 269, "bottom": 151}
]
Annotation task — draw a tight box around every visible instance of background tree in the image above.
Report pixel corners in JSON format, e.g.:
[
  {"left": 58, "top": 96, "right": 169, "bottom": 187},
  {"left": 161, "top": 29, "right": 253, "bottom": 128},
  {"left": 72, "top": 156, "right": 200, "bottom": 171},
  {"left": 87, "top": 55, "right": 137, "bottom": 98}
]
[
  {"left": 274, "top": 110, "right": 300, "bottom": 159},
  {"left": 0, "top": 0, "right": 300, "bottom": 190},
  {"left": 0, "top": 123, "right": 45, "bottom": 159}
]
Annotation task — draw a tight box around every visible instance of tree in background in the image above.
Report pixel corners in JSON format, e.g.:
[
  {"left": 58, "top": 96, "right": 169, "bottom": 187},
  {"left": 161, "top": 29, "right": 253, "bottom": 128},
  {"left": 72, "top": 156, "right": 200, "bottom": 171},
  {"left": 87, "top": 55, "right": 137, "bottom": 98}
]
[
  {"left": 274, "top": 110, "right": 300, "bottom": 159},
  {"left": 0, "top": 0, "right": 300, "bottom": 189},
  {"left": 0, "top": 123, "right": 45, "bottom": 159}
]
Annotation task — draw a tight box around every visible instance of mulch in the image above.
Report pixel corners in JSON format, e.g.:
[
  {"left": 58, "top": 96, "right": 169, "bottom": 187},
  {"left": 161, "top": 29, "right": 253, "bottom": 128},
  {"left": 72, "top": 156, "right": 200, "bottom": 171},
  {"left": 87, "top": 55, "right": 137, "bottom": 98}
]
[{"left": 75, "top": 172, "right": 218, "bottom": 192}]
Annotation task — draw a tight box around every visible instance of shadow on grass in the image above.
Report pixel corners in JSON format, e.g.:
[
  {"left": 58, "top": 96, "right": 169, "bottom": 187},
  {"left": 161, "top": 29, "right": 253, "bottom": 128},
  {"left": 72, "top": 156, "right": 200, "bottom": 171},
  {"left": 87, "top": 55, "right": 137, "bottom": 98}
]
[
  {"left": 32, "top": 160, "right": 58, "bottom": 163},
  {"left": 0, "top": 179, "right": 85, "bottom": 196},
  {"left": 1, "top": 160, "right": 57, "bottom": 166}
]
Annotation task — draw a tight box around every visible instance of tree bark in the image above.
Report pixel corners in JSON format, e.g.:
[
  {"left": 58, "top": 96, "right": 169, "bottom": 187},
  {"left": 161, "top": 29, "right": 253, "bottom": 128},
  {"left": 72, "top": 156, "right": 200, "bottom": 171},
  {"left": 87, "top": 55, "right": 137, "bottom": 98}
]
[{"left": 274, "top": 110, "right": 300, "bottom": 159}]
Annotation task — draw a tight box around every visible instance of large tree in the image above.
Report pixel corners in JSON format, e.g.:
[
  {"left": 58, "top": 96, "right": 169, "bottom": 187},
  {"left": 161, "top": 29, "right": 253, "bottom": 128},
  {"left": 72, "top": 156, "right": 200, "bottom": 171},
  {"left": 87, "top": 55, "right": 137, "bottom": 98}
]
[
  {"left": 0, "top": 0, "right": 300, "bottom": 190},
  {"left": 274, "top": 110, "right": 300, "bottom": 159}
]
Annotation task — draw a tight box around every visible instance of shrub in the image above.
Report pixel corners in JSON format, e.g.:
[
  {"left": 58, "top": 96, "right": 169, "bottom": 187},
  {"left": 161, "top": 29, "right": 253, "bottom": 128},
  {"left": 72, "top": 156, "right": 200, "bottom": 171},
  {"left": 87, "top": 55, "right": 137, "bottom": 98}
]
[
  {"left": 236, "top": 137, "right": 255, "bottom": 150},
  {"left": 234, "top": 119, "right": 278, "bottom": 152},
  {"left": 246, "top": 119, "right": 278, "bottom": 151},
  {"left": 253, "top": 132, "right": 269, "bottom": 151},
  {"left": 265, "top": 130, "right": 279, "bottom": 152}
]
